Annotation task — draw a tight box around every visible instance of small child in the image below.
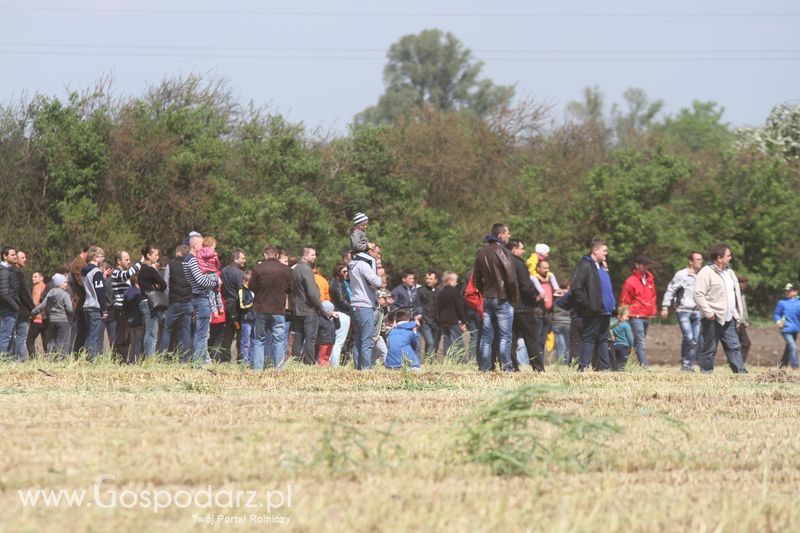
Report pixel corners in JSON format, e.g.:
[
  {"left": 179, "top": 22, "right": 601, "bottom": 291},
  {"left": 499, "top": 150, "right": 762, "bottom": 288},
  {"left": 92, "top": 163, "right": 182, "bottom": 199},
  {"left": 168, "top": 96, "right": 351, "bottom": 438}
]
[
  {"left": 237, "top": 270, "right": 255, "bottom": 367},
  {"left": 31, "top": 273, "right": 73, "bottom": 358},
  {"left": 123, "top": 275, "right": 146, "bottom": 363},
  {"left": 317, "top": 301, "right": 339, "bottom": 366},
  {"left": 610, "top": 306, "right": 634, "bottom": 371},
  {"left": 196, "top": 236, "right": 225, "bottom": 317},
  {"left": 386, "top": 309, "right": 420, "bottom": 370},
  {"left": 349, "top": 212, "right": 370, "bottom": 254}
]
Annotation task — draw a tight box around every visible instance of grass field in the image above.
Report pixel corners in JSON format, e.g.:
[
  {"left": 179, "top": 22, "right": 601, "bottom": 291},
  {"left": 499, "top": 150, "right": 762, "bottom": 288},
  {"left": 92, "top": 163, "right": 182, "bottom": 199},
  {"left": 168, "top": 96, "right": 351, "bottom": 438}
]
[{"left": 1, "top": 355, "right": 799, "bottom": 532}]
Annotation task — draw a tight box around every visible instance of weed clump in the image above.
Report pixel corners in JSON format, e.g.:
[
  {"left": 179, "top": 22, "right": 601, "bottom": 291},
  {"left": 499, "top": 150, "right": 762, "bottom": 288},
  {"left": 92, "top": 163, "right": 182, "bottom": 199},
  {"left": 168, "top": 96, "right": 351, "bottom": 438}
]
[{"left": 453, "top": 384, "right": 621, "bottom": 476}]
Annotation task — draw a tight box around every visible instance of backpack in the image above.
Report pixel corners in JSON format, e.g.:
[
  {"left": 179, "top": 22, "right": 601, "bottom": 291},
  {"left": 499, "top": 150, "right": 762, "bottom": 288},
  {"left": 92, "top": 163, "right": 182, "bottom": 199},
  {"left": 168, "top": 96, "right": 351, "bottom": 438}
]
[
  {"left": 464, "top": 273, "right": 483, "bottom": 315},
  {"left": 672, "top": 286, "right": 685, "bottom": 309}
]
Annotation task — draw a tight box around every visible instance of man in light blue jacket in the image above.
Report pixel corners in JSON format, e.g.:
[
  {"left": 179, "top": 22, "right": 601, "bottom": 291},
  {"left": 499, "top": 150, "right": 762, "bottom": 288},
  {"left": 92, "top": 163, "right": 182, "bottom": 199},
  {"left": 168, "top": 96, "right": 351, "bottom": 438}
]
[{"left": 775, "top": 283, "right": 800, "bottom": 369}]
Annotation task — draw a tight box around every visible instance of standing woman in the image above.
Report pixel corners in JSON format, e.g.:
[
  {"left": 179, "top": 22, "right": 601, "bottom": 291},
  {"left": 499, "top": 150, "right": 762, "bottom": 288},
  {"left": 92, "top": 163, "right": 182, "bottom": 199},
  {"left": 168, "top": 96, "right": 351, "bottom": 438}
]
[
  {"left": 138, "top": 245, "right": 167, "bottom": 357},
  {"left": 436, "top": 271, "right": 467, "bottom": 359},
  {"left": 329, "top": 263, "right": 352, "bottom": 366}
]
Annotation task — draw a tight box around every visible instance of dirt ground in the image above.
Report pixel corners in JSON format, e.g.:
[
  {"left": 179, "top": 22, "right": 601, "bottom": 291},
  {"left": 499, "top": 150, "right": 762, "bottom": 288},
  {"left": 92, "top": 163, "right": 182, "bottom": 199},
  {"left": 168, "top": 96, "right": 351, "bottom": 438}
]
[{"left": 645, "top": 324, "right": 784, "bottom": 367}]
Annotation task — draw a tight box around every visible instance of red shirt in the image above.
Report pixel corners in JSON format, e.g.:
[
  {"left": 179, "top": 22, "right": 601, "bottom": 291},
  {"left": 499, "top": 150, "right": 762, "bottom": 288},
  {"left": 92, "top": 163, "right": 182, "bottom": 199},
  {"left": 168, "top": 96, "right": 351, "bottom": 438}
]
[{"left": 620, "top": 270, "right": 657, "bottom": 317}]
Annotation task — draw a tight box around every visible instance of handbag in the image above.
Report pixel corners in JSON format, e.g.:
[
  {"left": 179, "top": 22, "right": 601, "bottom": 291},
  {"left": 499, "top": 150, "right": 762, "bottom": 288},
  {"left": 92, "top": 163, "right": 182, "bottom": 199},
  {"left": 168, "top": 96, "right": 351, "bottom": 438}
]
[{"left": 145, "top": 289, "right": 169, "bottom": 311}]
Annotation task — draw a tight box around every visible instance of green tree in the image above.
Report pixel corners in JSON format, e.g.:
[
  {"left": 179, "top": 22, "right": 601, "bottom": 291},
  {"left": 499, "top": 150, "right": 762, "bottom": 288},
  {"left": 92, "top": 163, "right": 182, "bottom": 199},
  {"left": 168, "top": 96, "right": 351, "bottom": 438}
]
[
  {"left": 655, "top": 101, "right": 732, "bottom": 154},
  {"left": 356, "top": 29, "right": 514, "bottom": 124},
  {"left": 611, "top": 88, "right": 663, "bottom": 146}
]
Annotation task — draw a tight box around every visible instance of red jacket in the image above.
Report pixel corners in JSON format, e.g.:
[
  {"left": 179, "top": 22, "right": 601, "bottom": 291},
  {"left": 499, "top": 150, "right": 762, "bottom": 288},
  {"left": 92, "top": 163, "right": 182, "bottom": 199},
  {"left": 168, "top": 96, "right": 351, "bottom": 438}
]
[{"left": 620, "top": 270, "right": 657, "bottom": 317}]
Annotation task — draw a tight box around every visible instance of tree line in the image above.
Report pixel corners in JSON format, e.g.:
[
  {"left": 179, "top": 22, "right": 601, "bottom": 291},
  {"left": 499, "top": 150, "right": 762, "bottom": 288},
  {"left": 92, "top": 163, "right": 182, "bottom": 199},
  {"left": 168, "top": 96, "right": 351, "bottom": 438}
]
[{"left": 1, "top": 71, "right": 798, "bottom": 315}]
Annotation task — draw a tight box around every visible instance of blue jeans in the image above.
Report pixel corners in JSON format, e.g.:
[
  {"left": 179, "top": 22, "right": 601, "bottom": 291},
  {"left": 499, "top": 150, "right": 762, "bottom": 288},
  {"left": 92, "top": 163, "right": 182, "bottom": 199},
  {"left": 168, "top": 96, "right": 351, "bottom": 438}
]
[
  {"left": 419, "top": 322, "right": 441, "bottom": 357},
  {"left": 161, "top": 302, "right": 193, "bottom": 358},
  {"left": 699, "top": 318, "right": 746, "bottom": 373},
  {"left": 676, "top": 311, "right": 701, "bottom": 368},
  {"left": 330, "top": 311, "right": 350, "bottom": 367},
  {"left": 479, "top": 298, "right": 514, "bottom": 372},
  {"left": 140, "top": 300, "right": 159, "bottom": 357},
  {"left": 441, "top": 324, "right": 464, "bottom": 357},
  {"left": 781, "top": 332, "right": 799, "bottom": 368},
  {"left": 13, "top": 318, "right": 30, "bottom": 361},
  {"left": 629, "top": 317, "right": 649, "bottom": 367},
  {"left": 191, "top": 297, "right": 212, "bottom": 365},
  {"left": 579, "top": 315, "right": 611, "bottom": 371},
  {"left": 240, "top": 320, "right": 255, "bottom": 366},
  {"left": 84, "top": 308, "right": 105, "bottom": 361},
  {"left": 552, "top": 322, "right": 570, "bottom": 364},
  {"left": 352, "top": 306, "right": 377, "bottom": 370},
  {"left": 0, "top": 308, "right": 16, "bottom": 355},
  {"left": 252, "top": 313, "right": 286, "bottom": 370}
]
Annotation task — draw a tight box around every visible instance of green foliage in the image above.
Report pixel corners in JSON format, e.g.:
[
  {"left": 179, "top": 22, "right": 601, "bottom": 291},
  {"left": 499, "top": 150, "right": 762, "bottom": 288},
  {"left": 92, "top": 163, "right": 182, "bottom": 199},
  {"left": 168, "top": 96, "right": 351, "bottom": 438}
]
[
  {"left": 655, "top": 101, "right": 732, "bottom": 154},
  {"left": 357, "top": 29, "right": 514, "bottom": 124}
]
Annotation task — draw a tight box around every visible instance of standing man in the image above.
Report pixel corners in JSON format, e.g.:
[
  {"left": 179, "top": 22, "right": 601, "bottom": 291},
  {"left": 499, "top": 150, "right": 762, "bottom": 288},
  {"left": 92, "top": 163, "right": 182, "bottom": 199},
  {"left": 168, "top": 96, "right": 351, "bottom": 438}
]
[
  {"left": 506, "top": 239, "right": 542, "bottom": 371},
  {"left": 69, "top": 245, "right": 90, "bottom": 353},
  {"left": 219, "top": 248, "right": 246, "bottom": 362},
  {"left": 473, "top": 223, "right": 519, "bottom": 372},
  {"left": 0, "top": 246, "right": 20, "bottom": 355},
  {"left": 391, "top": 270, "right": 422, "bottom": 317},
  {"left": 161, "top": 244, "right": 193, "bottom": 359},
  {"left": 291, "top": 246, "right": 328, "bottom": 365},
  {"left": 619, "top": 256, "right": 657, "bottom": 369},
  {"left": 694, "top": 243, "right": 747, "bottom": 374},
  {"left": 417, "top": 270, "right": 440, "bottom": 358},
  {"left": 81, "top": 246, "right": 108, "bottom": 361},
  {"left": 110, "top": 250, "right": 142, "bottom": 363},
  {"left": 661, "top": 251, "right": 704, "bottom": 372},
  {"left": 571, "top": 239, "right": 616, "bottom": 371},
  {"left": 12, "top": 250, "right": 36, "bottom": 361},
  {"left": 349, "top": 244, "right": 383, "bottom": 370},
  {"left": 183, "top": 232, "right": 219, "bottom": 366},
  {"left": 250, "top": 246, "right": 293, "bottom": 370},
  {"left": 531, "top": 259, "right": 560, "bottom": 369}
]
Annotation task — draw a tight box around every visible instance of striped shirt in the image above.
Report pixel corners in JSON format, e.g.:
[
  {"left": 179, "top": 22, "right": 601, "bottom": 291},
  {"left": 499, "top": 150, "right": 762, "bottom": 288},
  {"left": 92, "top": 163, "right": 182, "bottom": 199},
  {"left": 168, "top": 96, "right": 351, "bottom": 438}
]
[
  {"left": 183, "top": 253, "right": 218, "bottom": 297},
  {"left": 110, "top": 262, "right": 141, "bottom": 309}
]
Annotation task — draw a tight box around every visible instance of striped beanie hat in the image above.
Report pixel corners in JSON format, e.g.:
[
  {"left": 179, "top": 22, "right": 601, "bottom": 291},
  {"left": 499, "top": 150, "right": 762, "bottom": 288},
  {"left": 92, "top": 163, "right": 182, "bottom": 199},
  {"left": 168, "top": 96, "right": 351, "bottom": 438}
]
[{"left": 353, "top": 212, "right": 369, "bottom": 225}]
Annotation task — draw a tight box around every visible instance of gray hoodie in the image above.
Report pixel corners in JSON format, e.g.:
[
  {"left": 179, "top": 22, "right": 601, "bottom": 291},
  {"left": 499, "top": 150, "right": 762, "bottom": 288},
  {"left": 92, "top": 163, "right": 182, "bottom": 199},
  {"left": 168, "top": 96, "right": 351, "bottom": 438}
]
[
  {"left": 348, "top": 254, "right": 382, "bottom": 308},
  {"left": 33, "top": 287, "right": 73, "bottom": 323}
]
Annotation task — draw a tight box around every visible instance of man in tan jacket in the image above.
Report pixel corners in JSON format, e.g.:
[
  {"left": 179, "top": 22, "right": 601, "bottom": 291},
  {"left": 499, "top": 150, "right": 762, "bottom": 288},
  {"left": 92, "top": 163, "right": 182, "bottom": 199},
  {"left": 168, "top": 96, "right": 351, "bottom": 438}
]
[{"left": 694, "top": 243, "right": 747, "bottom": 373}]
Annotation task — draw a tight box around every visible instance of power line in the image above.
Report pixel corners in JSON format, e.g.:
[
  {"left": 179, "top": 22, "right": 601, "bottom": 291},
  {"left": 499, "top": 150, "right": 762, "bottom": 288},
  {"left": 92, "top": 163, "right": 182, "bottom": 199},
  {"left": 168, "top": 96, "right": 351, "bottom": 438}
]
[
  {"left": 1, "top": 43, "right": 799, "bottom": 55},
  {"left": 1, "top": 6, "right": 799, "bottom": 18},
  {"left": 1, "top": 50, "right": 798, "bottom": 62}
]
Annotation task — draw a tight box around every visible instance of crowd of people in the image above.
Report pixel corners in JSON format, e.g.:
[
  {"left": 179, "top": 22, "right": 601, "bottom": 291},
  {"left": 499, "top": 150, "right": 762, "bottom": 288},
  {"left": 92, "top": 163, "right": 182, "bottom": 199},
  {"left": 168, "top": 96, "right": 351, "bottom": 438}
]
[{"left": 1, "top": 215, "right": 798, "bottom": 374}]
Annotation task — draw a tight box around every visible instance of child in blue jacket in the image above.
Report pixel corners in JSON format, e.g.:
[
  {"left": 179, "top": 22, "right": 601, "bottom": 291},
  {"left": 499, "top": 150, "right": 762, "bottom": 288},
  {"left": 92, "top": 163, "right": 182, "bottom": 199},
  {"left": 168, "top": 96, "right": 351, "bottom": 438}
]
[{"left": 385, "top": 309, "right": 420, "bottom": 370}]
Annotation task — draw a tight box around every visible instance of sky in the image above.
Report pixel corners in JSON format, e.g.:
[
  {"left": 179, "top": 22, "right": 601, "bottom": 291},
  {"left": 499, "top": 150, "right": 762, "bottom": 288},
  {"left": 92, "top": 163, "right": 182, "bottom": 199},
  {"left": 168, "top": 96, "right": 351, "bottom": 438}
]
[{"left": 0, "top": 0, "right": 797, "bottom": 133}]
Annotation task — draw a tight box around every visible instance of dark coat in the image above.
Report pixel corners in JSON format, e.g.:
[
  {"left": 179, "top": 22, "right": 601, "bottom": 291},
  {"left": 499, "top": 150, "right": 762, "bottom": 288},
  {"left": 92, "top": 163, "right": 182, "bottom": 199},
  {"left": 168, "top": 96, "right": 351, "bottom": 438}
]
[{"left": 570, "top": 256, "right": 606, "bottom": 318}]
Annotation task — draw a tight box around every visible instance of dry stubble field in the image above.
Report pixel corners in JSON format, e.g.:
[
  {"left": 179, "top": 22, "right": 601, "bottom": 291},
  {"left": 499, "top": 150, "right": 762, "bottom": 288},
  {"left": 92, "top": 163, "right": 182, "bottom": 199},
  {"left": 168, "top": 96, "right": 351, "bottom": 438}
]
[{"left": 1, "top": 335, "right": 799, "bottom": 532}]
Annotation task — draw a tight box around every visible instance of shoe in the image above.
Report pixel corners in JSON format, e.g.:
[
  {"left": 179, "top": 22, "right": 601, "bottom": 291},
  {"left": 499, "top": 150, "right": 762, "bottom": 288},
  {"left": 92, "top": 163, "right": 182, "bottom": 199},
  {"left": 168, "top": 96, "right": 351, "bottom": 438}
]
[{"left": 680, "top": 366, "right": 695, "bottom": 373}]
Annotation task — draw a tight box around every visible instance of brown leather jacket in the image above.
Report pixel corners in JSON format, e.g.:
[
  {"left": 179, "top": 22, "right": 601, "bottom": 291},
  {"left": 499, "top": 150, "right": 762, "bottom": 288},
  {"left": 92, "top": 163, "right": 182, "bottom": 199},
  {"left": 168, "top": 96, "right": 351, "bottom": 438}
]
[{"left": 473, "top": 240, "right": 519, "bottom": 303}]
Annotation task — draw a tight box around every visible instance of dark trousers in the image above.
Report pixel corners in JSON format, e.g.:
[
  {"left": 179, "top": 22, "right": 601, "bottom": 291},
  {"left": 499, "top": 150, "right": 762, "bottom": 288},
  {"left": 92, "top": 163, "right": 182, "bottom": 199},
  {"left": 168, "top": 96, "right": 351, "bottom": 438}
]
[
  {"left": 292, "top": 314, "right": 320, "bottom": 365},
  {"left": 699, "top": 318, "right": 746, "bottom": 373},
  {"left": 737, "top": 323, "right": 751, "bottom": 363},
  {"left": 112, "top": 308, "right": 132, "bottom": 363},
  {"left": 26, "top": 321, "right": 46, "bottom": 356},
  {"left": 579, "top": 315, "right": 611, "bottom": 371},
  {"left": 216, "top": 300, "right": 240, "bottom": 362},
  {"left": 613, "top": 345, "right": 630, "bottom": 371},
  {"left": 569, "top": 316, "right": 583, "bottom": 366},
  {"left": 71, "top": 310, "right": 87, "bottom": 354},
  {"left": 512, "top": 312, "right": 544, "bottom": 372}
]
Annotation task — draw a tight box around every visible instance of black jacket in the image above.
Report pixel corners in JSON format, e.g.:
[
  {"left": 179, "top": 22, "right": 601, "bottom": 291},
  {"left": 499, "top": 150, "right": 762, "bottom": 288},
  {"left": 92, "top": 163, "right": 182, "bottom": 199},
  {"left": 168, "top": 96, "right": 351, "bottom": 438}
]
[
  {"left": 16, "top": 268, "right": 35, "bottom": 317},
  {"left": 436, "top": 285, "right": 466, "bottom": 327},
  {"left": 510, "top": 255, "right": 539, "bottom": 313},
  {"left": 0, "top": 264, "right": 20, "bottom": 313},
  {"left": 138, "top": 263, "right": 166, "bottom": 293},
  {"left": 570, "top": 256, "right": 605, "bottom": 318},
  {"left": 167, "top": 257, "right": 192, "bottom": 304},
  {"left": 418, "top": 285, "right": 437, "bottom": 326},
  {"left": 329, "top": 278, "right": 351, "bottom": 313}
]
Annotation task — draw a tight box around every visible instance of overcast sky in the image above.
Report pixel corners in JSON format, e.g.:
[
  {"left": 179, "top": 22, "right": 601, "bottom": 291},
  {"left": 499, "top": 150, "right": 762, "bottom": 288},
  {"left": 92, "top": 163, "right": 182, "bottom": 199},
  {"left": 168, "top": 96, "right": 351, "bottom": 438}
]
[{"left": 1, "top": 0, "right": 796, "bottom": 133}]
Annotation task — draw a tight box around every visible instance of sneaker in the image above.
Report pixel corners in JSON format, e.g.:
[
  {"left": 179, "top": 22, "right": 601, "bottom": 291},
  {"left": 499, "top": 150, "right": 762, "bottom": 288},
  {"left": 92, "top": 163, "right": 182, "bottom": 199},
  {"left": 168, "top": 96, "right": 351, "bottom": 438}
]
[{"left": 680, "top": 366, "right": 695, "bottom": 373}]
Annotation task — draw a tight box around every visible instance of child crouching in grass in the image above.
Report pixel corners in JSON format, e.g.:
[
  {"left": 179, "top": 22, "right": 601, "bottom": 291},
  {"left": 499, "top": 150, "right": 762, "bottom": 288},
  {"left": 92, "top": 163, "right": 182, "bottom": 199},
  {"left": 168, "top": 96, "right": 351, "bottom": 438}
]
[
  {"left": 610, "top": 306, "right": 634, "bottom": 371},
  {"left": 385, "top": 309, "right": 420, "bottom": 370}
]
